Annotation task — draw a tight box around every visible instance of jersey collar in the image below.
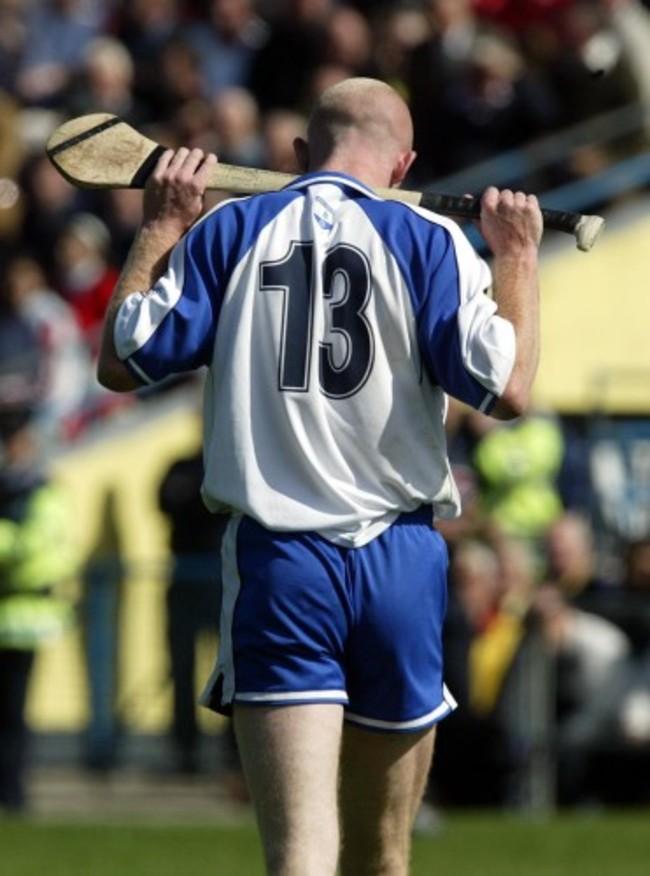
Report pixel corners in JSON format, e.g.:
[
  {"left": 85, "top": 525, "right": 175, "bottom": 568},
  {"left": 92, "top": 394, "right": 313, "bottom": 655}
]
[{"left": 284, "top": 171, "right": 379, "bottom": 200}]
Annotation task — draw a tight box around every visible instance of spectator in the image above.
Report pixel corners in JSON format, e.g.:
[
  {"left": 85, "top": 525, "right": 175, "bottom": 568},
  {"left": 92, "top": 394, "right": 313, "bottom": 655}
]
[
  {"left": 322, "top": 4, "right": 376, "bottom": 78},
  {"left": 63, "top": 36, "right": 148, "bottom": 127},
  {"left": 248, "top": 0, "right": 335, "bottom": 112},
  {"left": 588, "top": 535, "right": 650, "bottom": 804},
  {"left": 157, "top": 425, "right": 245, "bottom": 794},
  {"left": 370, "top": 2, "right": 430, "bottom": 100},
  {"left": 0, "top": 0, "right": 28, "bottom": 94},
  {"left": 573, "top": 535, "right": 650, "bottom": 659},
  {"left": 0, "top": 406, "right": 77, "bottom": 813},
  {"left": 475, "top": 0, "right": 573, "bottom": 35},
  {"left": 144, "top": 36, "right": 206, "bottom": 121},
  {"left": 0, "top": 300, "right": 77, "bottom": 812},
  {"left": 406, "top": 0, "right": 560, "bottom": 184},
  {"left": 52, "top": 212, "right": 119, "bottom": 358},
  {"left": 14, "top": 0, "right": 102, "bottom": 108},
  {"left": 158, "top": 438, "right": 228, "bottom": 776},
  {"left": 0, "top": 265, "right": 44, "bottom": 415},
  {"left": 621, "top": 537, "right": 650, "bottom": 593},
  {"left": 435, "top": 402, "right": 485, "bottom": 550},
  {"left": 535, "top": 0, "right": 646, "bottom": 188},
  {"left": 405, "top": 0, "right": 511, "bottom": 180},
  {"left": 461, "top": 536, "right": 531, "bottom": 719},
  {"left": 544, "top": 510, "right": 610, "bottom": 601},
  {"left": 556, "top": 415, "right": 594, "bottom": 512},
  {"left": 97, "top": 188, "right": 144, "bottom": 266},
  {"left": 530, "top": 580, "right": 632, "bottom": 806},
  {"left": 471, "top": 409, "right": 566, "bottom": 550},
  {"left": 2, "top": 254, "right": 93, "bottom": 446},
  {"left": 181, "top": 0, "right": 269, "bottom": 99},
  {"left": 260, "top": 108, "right": 307, "bottom": 172},
  {"left": 299, "top": 5, "right": 377, "bottom": 109},
  {"left": 301, "top": 62, "right": 358, "bottom": 107},
  {"left": 493, "top": 529, "right": 539, "bottom": 619},
  {"left": 110, "top": 0, "right": 183, "bottom": 112},
  {"left": 168, "top": 98, "right": 220, "bottom": 154},
  {"left": 17, "top": 152, "right": 92, "bottom": 285},
  {"left": 615, "top": 537, "right": 650, "bottom": 654},
  {"left": 434, "top": 538, "right": 527, "bottom": 807},
  {"left": 210, "top": 86, "right": 264, "bottom": 168},
  {"left": 604, "top": 0, "right": 650, "bottom": 139},
  {"left": 550, "top": 1, "right": 642, "bottom": 122}
]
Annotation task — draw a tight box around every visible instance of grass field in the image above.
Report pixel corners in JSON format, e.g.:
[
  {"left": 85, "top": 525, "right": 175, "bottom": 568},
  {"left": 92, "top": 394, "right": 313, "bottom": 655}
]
[{"left": 1, "top": 811, "right": 648, "bottom": 876}]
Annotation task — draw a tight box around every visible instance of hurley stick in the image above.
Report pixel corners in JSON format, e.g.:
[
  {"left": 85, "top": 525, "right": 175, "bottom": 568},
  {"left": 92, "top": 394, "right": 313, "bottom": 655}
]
[{"left": 47, "top": 113, "right": 605, "bottom": 252}]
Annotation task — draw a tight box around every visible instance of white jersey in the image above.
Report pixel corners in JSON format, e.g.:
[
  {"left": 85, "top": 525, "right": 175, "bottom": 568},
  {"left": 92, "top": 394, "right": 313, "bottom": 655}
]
[{"left": 115, "top": 173, "right": 515, "bottom": 546}]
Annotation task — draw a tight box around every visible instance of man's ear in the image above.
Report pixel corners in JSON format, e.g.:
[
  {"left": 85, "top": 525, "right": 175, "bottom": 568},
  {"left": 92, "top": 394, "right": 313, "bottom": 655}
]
[
  {"left": 293, "top": 137, "right": 309, "bottom": 173},
  {"left": 390, "top": 150, "right": 417, "bottom": 188}
]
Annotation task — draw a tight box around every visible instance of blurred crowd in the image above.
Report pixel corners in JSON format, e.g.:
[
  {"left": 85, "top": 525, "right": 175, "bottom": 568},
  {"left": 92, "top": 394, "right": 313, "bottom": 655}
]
[
  {"left": 1, "top": 0, "right": 650, "bottom": 814},
  {"left": 431, "top": 402, "right": 650, "bottom": 810},
  {"left": 2, "top": 0, "right": 650, "bottom": 444}
]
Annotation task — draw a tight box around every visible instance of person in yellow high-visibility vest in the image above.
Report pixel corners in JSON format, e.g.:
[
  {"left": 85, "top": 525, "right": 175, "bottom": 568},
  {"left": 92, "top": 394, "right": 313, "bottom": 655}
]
[
  {"left": 0, "top": 405, "right": 76, "bottom": 813},
  {"left": 472, "top": 410, "right": 565, "bottom": 546}
]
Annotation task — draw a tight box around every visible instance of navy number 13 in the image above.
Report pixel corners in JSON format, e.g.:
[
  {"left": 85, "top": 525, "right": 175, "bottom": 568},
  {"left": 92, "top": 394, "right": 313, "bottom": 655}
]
[{"left": 260, "top": 241, "right": 374, "bottom": 399}]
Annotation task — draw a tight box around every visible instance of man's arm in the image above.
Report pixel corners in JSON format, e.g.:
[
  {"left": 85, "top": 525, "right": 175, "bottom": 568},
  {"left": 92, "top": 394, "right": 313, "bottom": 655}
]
[
  {"left": 478, "top": 187, "right": 543, "bottom": 420},
  {"left": 97, "top": 148, "right": 218, "bottom": 392}
]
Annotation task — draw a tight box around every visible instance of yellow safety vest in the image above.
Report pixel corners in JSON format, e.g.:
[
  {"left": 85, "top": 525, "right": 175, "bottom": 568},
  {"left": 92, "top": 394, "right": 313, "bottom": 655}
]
[{"left": 0, "top": 481, "right": 76, "bottom": 649}]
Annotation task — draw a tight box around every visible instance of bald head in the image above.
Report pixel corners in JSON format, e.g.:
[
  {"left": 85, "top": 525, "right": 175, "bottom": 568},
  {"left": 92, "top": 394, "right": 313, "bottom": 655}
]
[{"left": 296, "top": 77, "right": 416, "bottom": 187}]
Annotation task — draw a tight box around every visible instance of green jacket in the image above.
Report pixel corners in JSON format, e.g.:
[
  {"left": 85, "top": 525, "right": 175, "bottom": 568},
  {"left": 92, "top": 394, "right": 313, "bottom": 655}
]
[
  {"left": 0, "top": 478, "right": 76, "bottom": 649},
  {"left": 473, "top": 415, "right": 565, "bottom": 539}
]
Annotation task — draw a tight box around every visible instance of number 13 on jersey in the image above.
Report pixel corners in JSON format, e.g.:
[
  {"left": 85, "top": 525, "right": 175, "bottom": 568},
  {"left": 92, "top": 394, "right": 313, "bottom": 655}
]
[{"left": 261, "top": 241, "right": 375, "bottom": 399}]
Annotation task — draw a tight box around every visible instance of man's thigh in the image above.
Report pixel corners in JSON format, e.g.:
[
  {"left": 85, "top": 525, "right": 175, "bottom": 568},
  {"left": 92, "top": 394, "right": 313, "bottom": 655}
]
[
  {"left": 234, "top": 703, "right": 343, "bottom": 875},
  {"left": 339, "top": 722, "right": 437, "bottom": 876}
]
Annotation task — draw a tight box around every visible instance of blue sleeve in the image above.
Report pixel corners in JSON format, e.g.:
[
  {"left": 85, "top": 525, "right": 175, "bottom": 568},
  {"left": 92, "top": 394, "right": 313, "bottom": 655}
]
[
  {"left": 362, "top": 200, "right": 500, "bottom": 412},
  {"left": 414, "top": 231, "right": 499, "bottom": 413},
  {"left": 118, "top": 194, "right": 299, "bottom": 384},
  {"left": 136, "top": 223, "right": 223, "bottom": 380}
]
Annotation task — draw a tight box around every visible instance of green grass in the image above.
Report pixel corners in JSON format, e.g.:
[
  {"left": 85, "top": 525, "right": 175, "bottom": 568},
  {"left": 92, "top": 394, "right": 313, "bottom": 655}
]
[
  {"left": 0, "top": 820, "right": 264, "bottom": 876},
  {"left": 412, "top": 811, "right": 650, "bottom": 876},
  {"left": 1, "top": 811, "right": 649, "bottom": 876}
]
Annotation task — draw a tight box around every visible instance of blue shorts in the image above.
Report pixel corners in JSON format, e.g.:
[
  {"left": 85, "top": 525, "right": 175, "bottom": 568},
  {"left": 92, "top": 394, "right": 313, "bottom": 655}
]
[{"left": 200, "top": 507, "right": 457, "bottom": 732}]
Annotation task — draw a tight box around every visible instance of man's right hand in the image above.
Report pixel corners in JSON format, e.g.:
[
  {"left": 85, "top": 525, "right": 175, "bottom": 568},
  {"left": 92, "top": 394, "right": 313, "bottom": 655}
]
[
  {"left": 478, "top": 186, "right": 543, "bottom": 257},
  {"left": 143, "top": 148, "right": 218, "bottom": 241}
]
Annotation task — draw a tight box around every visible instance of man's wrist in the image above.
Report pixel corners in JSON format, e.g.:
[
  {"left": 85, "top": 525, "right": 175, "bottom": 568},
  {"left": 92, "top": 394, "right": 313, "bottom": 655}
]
[
  {"left": 139, "top": 219, "right": 185, "bottom": 249},
  {"left": 493, "top": 245, "right": 539, "bottom": 270}
]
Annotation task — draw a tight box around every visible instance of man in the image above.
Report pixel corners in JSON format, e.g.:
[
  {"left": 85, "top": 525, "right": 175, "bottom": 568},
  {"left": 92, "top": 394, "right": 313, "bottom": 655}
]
[
  {"left": 0, "top": 290, "right": 76, "bottom": 811},
  {"left": 97, "top": 77, "right": 542, "bottom": 876},
  {"left": 0, "top": 405, "right": 76, "bottom": 812},
  {"left": 158, "top": 440, "right": 226, "bottom": 775}
]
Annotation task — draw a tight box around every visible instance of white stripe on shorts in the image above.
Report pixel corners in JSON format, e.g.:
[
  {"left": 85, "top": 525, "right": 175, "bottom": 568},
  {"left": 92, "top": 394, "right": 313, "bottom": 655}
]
[
  {"left": 344, "top": 684, "right": 458, "bottom": 732},
  {"left": 199, "top": 517, "right": 241, "bottom": 709},
  {"left": 234, "top": 690, "right": 348, "bottom": 705}
]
